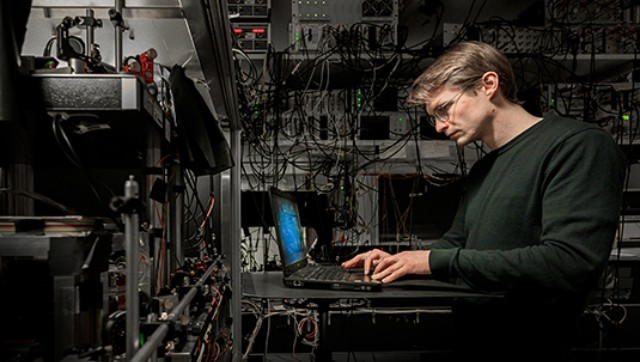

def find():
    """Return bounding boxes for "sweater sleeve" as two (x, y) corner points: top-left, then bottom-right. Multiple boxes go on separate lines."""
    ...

(423, 196), (467, 276)
(429, 129), (625, 294)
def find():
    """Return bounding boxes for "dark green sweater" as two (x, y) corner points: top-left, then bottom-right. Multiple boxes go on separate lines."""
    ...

(428, 114), (625, 308)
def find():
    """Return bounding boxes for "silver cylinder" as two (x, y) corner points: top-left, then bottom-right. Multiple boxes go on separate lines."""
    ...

(85, 9), (94, 58)
(115, 0), (124, 71)
(124, 175), (140, 359)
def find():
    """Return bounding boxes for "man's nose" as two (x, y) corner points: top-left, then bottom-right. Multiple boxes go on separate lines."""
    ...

(435, 120), (447, 133)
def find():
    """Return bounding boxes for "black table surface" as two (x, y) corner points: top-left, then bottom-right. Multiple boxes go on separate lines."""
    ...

(242, 271), (499, 301)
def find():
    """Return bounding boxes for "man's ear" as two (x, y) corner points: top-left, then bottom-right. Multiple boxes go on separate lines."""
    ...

(481, 71), (500, 98)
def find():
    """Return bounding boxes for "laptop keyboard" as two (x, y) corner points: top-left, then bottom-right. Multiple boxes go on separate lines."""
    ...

(296, 266), (352, 281)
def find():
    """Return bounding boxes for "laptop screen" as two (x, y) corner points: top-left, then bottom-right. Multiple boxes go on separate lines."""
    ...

(269, 188), (306, 266)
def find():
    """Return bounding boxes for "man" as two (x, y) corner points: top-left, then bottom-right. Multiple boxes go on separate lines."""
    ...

(342, 41), (626, 361)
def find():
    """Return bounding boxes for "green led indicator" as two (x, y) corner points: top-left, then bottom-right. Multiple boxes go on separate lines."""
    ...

(550, 98), (555, 106)
(340, 185), (344, 190)
(623, 114), (630, 121)
(399, 117), (404, 122)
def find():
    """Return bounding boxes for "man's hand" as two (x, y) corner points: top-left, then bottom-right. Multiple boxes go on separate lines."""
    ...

(341, 249), (391, 275)
(370, 250), (432, 283)
(342, 249), (432, 283)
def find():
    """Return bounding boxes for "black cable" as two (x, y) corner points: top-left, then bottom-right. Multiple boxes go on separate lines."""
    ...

(0, 188), (69, 214)
(43, 36), (56, 56)
(50, 114), (123, 230)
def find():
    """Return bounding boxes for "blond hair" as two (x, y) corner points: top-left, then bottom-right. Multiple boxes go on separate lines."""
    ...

(406, 41), (519, 106)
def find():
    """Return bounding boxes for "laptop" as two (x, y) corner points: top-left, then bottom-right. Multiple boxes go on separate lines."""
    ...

(268, 187), (382, 292)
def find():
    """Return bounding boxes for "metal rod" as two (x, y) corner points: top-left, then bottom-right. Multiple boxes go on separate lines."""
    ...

(146, 131), (161, 289)
(174, 165), (184, 267)
(125, 175), (140, 359)
(231, 127), (242, 362)
(262, 235), (268, 270)
(316, 301), (331, 362)
(129, 324), (169, 362)
(114, 0), (124, 71)
(167, 260), (215, 321)
(164, 165), (172, 289)
(194, 259), (216, 287)
(128, 261), (217, 362)
(85, 9), (94, 58)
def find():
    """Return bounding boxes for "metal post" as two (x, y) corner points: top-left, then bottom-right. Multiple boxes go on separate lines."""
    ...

(85, 9), (94, 59)
(164, 166), (172, 287)
(231, 128), (242, 362)
(124, 175), (140, 359)
(263, 234), (269, 270)
(146, 129), (162, 290)
(173, 164), (184, 268)
(114, 0), (124, 71)
(316, 301), (331, 362)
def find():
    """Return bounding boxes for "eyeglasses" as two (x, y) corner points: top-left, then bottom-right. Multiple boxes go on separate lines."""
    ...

(427, 88), (468, 127)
